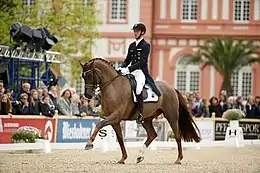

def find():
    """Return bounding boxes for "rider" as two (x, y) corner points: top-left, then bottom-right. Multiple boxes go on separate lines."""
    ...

(117, 22), (161, 124)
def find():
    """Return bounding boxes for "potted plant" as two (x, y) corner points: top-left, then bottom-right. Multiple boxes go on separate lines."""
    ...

(12, 126), (44, 144)
(12, 130), (38, 143)
(11, 127), (46, 153)
(222, 109), (246, 128)
(11, 126), (51, 153)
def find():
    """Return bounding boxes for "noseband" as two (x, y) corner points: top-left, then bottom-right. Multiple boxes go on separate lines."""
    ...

(82, 62), (120, 92)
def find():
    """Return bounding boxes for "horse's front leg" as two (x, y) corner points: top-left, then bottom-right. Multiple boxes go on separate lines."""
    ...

(111, 123), (127, 164)
(85, 112), (120, 150)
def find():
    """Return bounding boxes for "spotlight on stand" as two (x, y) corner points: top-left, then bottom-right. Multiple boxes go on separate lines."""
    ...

(9, 23), (60, 52)
(32, 28), (45, 52)
(41, 27), (60, 51)
(10, 22), (33, 50)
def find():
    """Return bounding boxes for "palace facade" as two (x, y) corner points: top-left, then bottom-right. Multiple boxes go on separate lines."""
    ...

(22, 0), (260, 98)
(92, 0), (260, 99)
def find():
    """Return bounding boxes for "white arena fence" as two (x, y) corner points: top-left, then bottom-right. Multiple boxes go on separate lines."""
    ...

(0, 115), (260, 153)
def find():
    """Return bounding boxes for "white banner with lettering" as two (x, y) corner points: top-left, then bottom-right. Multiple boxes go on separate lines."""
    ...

(194, 119), (214, 141)
(123, 118), (214, 142)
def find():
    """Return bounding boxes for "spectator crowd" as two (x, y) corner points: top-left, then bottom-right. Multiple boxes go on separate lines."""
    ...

(0, 80), (100, 117)
(1, 79), (260, 119)
(183, 90), (260, 119)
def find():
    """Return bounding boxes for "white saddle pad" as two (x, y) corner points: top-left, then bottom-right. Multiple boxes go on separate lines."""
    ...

(132, 84), (159, 103)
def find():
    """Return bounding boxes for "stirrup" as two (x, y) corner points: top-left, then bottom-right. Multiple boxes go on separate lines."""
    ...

(136, 114), (144, 124)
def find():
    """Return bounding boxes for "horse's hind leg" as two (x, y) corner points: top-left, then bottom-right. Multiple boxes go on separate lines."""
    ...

(164, 111), (183, 164)
(136, 116), (157, 164)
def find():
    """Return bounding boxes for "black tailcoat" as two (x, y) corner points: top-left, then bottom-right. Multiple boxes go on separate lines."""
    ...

(121, 39), (161, 96)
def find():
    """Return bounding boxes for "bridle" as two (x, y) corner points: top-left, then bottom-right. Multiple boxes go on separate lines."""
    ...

(81, 61), (120, 93)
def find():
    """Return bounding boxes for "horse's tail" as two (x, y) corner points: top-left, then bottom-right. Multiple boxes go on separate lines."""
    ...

(175, 89), (201, 143)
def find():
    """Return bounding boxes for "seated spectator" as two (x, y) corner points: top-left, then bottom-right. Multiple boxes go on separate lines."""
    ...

(79, 94), (92, 116)
(192, 91), (203, 117)
(15, 93), (30, 115)
(220, 90), (227, 96)
(57, 89), (73, 116)
(187, 93), (195, 114)
(71, 93), (81, 116)
(29, 89), (40, 115)
(48, 86), (58, 109)
(227, 96), (236, 109)
(18, 83), (31, 100)
(245, 96), (257, 118)
(255, 96), (260, 119)
(70, 88), (78, 97)
(0, 94), (12, 115)
(93, 92), (101, 107)
(255, 96), (260, 106)
(0, 81), (4, 97)
(209, 96), (221, 117)
(37, 87), (43, 101)
(88, 99), (96, 116)
(39, 96), (55, 117)
(42, 86), (49, 97)
(4, 88), (14, 101)
(201, 99), (210, 117)
(235, 96), (245, 111)
(219, 93), (228, 115)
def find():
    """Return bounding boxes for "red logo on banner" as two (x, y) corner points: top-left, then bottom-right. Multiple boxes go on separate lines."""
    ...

(0, 118), (56, 144)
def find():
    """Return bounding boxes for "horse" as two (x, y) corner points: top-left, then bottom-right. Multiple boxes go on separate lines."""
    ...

(80, 58), (201, 164)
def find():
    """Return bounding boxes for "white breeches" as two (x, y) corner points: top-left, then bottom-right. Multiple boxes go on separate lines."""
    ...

(131, 69), (145, 95)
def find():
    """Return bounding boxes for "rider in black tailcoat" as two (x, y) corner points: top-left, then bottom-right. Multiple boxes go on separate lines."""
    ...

(118, 22), (161, 124)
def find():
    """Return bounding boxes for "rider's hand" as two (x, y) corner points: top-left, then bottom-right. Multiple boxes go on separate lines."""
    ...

(120, 67), (129, 75)
(116, 67), (122, 72)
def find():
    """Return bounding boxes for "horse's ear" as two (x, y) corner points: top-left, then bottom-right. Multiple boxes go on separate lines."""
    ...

(79, 60), (85, 68)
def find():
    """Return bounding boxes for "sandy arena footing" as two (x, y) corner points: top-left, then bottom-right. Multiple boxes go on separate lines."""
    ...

(0, 145), (260, 173)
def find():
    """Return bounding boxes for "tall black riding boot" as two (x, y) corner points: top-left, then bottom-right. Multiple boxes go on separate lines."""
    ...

(136, 92), (144, 124)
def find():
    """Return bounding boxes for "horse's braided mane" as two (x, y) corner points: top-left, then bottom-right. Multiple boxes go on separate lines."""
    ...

(88, 57), (116, 70)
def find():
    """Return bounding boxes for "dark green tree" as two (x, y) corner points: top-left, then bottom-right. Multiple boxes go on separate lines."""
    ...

(24, 0), (102, 80)
(184, 37), (260, 96)
(0, 0), (24, 45)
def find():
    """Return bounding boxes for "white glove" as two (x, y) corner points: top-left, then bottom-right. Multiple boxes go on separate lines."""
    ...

(116, 67), (122, 71)
(120, 67), (130, 75)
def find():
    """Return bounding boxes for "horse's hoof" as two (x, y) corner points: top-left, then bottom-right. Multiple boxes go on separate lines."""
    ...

(174, 160), (181, 164)
(117, 161), (125, 164)
(85, 143), (93, 150)
(136, 157), (144, 163)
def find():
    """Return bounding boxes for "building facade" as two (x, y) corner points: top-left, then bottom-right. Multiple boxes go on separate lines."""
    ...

(92, 0), (260, 99)
(22, 0), (260, 98)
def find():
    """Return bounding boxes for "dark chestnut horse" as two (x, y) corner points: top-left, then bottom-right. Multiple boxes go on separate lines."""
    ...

(80, 58), (201, 164)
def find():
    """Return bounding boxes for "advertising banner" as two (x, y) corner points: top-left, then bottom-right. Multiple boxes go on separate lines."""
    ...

(195, 119), (214, 141)
(124, 120), (166, 141)
(0, 117), (56, 143)
(239, 121), (260, 139)
(56, 118), (100, 143)
(214, 120), (260, 140)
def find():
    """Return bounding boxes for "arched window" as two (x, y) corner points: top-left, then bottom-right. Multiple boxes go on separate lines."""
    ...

(231, 66), (252, 98)
(174, 56), (200, 93)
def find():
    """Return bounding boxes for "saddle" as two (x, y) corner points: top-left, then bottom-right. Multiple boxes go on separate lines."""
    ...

(125, 74), (159, 103)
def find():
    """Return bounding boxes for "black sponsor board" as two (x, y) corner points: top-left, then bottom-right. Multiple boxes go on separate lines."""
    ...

(214, 120), (229, 141)
(214, 120), (260, 140)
